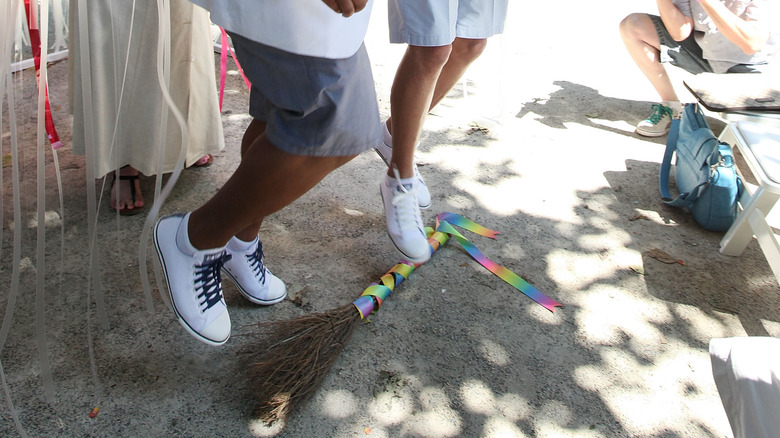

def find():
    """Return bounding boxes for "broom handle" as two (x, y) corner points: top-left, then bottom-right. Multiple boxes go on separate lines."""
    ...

(352, 229), (450, 318)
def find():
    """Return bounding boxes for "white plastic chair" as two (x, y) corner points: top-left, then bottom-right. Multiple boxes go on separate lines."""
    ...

(718, 121), (780, 283)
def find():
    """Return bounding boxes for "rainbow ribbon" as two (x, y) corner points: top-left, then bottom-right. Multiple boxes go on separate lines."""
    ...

(353, 213), (561, 318)
(435, 213), (561, 312)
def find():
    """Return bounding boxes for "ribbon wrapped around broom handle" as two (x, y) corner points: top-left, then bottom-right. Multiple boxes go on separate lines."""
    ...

(353, 227), (450, 318)
(353, 212), (561, 317)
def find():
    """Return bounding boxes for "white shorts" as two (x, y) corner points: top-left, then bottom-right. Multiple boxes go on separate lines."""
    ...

(388, 0), (508, 46)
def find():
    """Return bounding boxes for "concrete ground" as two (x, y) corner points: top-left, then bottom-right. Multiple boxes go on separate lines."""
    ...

(2, 1), (779, 437)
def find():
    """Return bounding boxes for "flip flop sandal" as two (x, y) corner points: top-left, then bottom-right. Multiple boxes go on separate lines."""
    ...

(192, 154), (214, 167)
(110, 172), (144, 216)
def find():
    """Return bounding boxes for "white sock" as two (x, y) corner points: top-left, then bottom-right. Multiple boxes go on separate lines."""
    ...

(662, 100), (682, 114)
(226, 235), (257, 252)
(175, 212), (224, 255)
(386, 173), (415, 189)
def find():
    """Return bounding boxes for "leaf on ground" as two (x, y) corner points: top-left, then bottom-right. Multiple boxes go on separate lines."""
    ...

(630, 265), (646, 275)
(646, 248), (682, 264)
(628, 213), (648, 221)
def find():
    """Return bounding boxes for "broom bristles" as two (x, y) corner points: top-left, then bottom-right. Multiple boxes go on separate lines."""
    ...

(241, 303), (362, 423)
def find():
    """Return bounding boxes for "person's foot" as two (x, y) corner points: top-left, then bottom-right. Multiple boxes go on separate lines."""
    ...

(154, 213), (231, 346)
(110, 165), (144, 215)
(636, 103), (676, 137)
(380, 171), (430, 264)
(223, 236), (287, 305)
(192, 154), (214, 167)
(374, 120), (431, 209)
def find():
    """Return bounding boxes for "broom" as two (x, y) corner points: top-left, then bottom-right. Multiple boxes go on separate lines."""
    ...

(241, 213), (561, 423)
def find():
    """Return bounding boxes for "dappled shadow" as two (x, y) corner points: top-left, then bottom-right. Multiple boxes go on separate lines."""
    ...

(516, 81), (652, 136)
(4, 44), (777, 438)
(515, 80), (729, 144)
(605, 159), (780, 338)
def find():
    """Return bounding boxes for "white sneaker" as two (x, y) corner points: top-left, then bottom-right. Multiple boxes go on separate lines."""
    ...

(223, 236), (287, 305)
(636, 103), (675, 137)
(381, 171), (431, 264)
(154, 213), (231, 346)
(374, 121), (432, 209)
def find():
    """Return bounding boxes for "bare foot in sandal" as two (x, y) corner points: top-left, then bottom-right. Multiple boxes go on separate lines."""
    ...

(110, 165), (145, 215)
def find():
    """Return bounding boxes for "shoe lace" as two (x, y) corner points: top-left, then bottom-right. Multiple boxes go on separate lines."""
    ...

(245, 241), (267, 284)
(194, 251), (232, 312)
(646, 104), (673, 125)
(390, 168), (423, 232)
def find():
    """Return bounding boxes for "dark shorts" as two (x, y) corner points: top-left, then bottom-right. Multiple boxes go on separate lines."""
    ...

(649, 15), (763, 74)
(228, 32), (381, 157)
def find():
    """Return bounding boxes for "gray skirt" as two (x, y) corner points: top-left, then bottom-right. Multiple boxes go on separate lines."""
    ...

(229, 32), (381, 157)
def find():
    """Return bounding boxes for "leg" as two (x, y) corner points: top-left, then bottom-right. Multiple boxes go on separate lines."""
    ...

(241, 118), (266, 157)
(188, 133), (354, 250)
(619, 13), (678, 102)
(232, 118), (268, 242)
(386, 37), (488, 148)
(429, 37), (488, 110)
(387, 44), (452, 179)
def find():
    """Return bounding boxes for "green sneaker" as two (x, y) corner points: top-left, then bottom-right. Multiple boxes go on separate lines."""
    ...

(636, 103), (674, 137)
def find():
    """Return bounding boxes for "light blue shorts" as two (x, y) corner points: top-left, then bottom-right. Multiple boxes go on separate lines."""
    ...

(388, 0), (509, 46)
(228, 32), (381, 157)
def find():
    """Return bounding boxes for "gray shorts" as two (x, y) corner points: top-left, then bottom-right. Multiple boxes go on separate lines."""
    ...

(388, 0), (509, 46)
(650, 15), (763, 74)
(228, 32), (381, 157)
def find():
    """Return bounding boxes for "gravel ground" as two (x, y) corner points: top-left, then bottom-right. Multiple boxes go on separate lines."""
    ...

(2, 2), (779, 437)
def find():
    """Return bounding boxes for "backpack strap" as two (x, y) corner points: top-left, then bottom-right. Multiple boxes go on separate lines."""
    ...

(659, 117), (680, 201)
(659, 116), (709, 208)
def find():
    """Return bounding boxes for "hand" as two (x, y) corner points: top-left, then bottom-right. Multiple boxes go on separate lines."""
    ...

(321, 0), (369, 17)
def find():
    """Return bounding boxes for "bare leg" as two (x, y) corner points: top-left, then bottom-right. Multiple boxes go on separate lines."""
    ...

(188, 132), (354, 250)
(386, 38), (488, 177)
(429, 38), (488, 109)
(231, 119), (268, 242)
(241, 119), (266, 157)
(387, 44), (452, 179)
(619, 13), (679, 102)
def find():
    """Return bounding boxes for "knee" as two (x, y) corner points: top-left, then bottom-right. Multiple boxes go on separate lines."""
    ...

(619, 13), (647, 41)
(407, 44), (453, 71)
(452, 38), (488, 63)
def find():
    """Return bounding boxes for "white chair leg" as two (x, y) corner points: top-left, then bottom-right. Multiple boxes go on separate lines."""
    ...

(720, 187), (780, 256)
(748, 208), (780, 284)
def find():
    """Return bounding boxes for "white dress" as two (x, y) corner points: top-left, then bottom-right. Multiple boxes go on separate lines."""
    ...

(69, 0), (224, 178)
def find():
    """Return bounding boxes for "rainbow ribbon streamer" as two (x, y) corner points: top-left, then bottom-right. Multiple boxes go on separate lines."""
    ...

(353, 213), (561, 318)
(435, 213), (561, 312)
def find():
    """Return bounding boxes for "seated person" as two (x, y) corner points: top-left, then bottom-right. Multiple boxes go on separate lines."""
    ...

(710, 336), (780, 438)
(619, 0), (779, 137)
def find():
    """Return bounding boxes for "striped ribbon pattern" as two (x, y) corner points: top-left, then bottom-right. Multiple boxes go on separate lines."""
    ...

(353, 213), (561, 318)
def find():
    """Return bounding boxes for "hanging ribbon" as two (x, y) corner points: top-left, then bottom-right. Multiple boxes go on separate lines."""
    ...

(354, 213), (561, 317)
(23, 0), (61, 149)
(218, 27), (251, 111)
